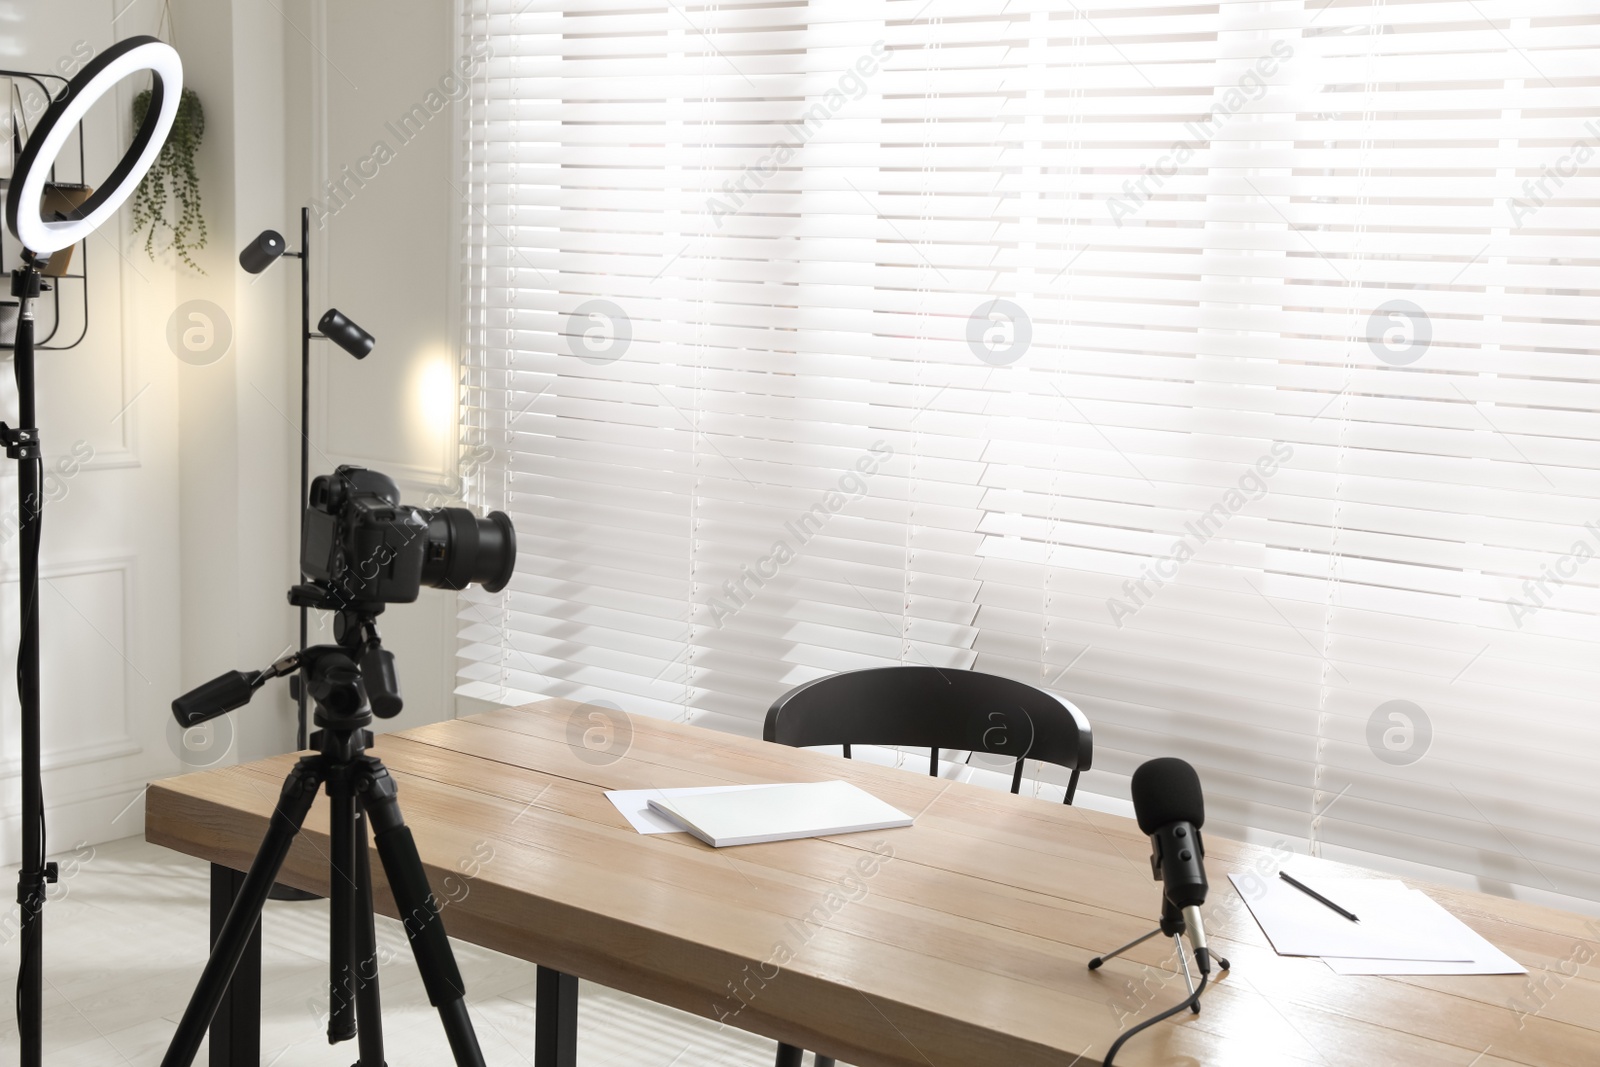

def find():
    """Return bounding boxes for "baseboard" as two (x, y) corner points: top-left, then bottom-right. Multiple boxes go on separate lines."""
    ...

(0, 775), (150, 867)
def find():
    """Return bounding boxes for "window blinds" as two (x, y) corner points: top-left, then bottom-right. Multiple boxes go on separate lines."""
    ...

(458, 0), (1600, 909)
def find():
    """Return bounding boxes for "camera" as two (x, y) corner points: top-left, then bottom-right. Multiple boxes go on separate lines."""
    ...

(301, 465), (516, 610)
(176, 466), (514, 728)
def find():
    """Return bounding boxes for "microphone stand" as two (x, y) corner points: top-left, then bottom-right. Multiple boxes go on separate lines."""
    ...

(1089, 897), (1231, 1066)
(1089, 896), (1227, 1012)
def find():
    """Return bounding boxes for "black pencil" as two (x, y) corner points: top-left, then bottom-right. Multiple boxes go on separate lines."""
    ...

(1280, 871), (1360, 922)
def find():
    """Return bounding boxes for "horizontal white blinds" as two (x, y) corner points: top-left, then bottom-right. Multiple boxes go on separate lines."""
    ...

(460, 0), (1600, 907)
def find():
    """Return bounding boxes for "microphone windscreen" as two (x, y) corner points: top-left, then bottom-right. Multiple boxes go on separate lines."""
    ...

(1131, 757), (1205, 835)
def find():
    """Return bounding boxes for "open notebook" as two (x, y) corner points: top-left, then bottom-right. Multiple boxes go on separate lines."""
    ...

(646, 780), (913, 847)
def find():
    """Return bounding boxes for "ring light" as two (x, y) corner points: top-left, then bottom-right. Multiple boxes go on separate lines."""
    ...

(4, 35), (182, 255)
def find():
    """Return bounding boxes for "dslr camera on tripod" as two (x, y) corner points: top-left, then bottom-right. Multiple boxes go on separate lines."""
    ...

(160, 468), (518, 1067)
(172, 463), (516, 726)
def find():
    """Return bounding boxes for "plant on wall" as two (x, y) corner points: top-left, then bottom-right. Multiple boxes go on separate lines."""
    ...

(131, 86), (206, 271)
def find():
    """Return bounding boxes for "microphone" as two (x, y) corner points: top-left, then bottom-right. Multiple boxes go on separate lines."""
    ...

(1131, 757), (1214, 974)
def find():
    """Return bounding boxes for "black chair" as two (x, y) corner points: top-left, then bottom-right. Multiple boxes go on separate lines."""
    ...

(763, 665), (1094, 1067)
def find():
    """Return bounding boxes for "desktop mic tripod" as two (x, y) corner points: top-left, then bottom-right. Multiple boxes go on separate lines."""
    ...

(160, 641), (487, 1067)
(1088, 896), (1230, 1013)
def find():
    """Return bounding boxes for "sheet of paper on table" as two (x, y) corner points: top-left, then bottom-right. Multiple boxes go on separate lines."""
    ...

(1230, 871), (1472, 961)
(1321, 888), (1526, 975)
(1230, 868), (1526, 975)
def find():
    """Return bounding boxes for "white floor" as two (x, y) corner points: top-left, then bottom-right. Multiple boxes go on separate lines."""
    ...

(0, 835), (810, 1065)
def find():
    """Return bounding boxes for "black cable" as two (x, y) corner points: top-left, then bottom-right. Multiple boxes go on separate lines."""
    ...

(33, 456), (44, 869)
(14, 457), (43, 1027)
(1101, 971), (1208, 1067)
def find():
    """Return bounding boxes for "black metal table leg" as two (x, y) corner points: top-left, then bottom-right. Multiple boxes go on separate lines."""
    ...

(534, 966), (578, 1067)
(207, 863), (261, 1067)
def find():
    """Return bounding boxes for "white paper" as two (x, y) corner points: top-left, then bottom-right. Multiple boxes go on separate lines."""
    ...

(1324, 954), (1525, 976)
(1322, 890), (1526, 975)
(605, 784), (775, 835)
(647, 780), (913, 847)
(1229, 873), (1474, 961)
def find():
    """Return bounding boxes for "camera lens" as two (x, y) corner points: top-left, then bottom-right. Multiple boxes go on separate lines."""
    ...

(420, 508), (517, 594)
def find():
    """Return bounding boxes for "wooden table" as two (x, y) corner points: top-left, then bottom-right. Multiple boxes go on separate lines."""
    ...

(145, 699), (1600, 1066)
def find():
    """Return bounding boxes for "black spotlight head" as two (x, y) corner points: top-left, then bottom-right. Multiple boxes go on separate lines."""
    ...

(318, 308), (375, 359)
(239, 229), (286, 274)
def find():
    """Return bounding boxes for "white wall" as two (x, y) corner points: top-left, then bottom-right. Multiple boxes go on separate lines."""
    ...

(283, 0), (464, 734)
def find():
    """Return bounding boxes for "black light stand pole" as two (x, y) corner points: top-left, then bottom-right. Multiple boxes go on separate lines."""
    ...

(9, 255), (54, 1067)
(295, 206), (310, 748)
(256, 212), (327, 906)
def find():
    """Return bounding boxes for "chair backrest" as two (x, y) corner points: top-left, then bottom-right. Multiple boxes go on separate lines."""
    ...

(763, 666), (1093, 804)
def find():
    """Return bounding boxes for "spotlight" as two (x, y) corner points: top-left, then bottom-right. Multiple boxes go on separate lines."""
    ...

(318, 308), (374, 360)
(238, 229), (286, 274)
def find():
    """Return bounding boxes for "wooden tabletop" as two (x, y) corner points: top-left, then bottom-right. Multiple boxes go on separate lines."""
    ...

(145, 699), (1600, 1066)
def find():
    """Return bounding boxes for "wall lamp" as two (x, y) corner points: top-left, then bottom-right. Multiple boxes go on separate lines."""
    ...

(239, 207), (376, 747)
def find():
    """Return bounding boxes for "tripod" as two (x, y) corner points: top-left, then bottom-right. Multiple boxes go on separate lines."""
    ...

(1088, 896), (1230, 1012)
(1089, 896), (1231, 1067)
(161, 632), (486, 1067)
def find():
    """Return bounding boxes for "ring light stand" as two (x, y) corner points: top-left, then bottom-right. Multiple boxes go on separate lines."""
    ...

(3, 35), (181, 1067)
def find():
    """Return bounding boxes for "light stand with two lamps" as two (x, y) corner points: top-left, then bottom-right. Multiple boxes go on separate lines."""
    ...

(239, 210), (374, 750)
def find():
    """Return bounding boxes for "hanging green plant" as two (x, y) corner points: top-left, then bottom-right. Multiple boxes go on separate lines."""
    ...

(130, 86), (206, 271)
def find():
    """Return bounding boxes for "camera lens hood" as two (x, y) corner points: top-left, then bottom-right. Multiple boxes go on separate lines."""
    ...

(421, 507), (517, 595)
(481, 510), (517, 593)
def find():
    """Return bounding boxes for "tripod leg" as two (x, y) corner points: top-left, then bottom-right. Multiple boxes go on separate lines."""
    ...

(329, 787), (358, 1044)
(162, 757), (323, 1067)
(1088, 927), (1164, 970)
(352, 809), (387, 1067)
(1172, 935), (1200, 1013)
(361, 761), (486, 1067)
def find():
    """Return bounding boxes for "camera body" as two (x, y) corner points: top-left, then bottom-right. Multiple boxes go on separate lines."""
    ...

(302, 465), (515, 609)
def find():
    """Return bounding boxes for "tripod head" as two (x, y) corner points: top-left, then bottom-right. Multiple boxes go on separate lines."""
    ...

(172, 601), (402, 732)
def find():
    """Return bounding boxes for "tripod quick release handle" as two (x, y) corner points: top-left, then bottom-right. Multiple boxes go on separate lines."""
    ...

(171, 653), (300, 728)
(172, 671), (261, 727)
